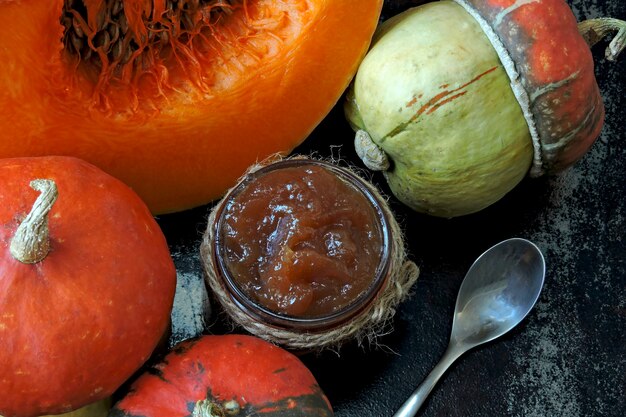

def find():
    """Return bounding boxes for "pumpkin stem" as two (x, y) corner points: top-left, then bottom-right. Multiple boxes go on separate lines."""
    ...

(193, 398), (241, 417)
(10, 179), (58, 264)
(578, 17), (626, 62)
(354, 129), (391, 172)
(193, 399), (224, 417)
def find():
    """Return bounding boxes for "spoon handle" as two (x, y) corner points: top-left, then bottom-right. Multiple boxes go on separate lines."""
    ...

(393, 343), (467, 417)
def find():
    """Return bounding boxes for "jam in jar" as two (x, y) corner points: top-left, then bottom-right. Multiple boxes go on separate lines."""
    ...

(213, 159), (391, 328)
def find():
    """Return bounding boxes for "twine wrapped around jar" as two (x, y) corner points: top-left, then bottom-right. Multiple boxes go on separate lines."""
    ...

(200, 155), (419, 351)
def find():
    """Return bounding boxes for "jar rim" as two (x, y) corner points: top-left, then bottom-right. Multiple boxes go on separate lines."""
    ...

(212, 158), (392, 332)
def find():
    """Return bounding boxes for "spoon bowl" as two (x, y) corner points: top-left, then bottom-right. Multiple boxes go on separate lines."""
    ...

(394, 238), (545, 417)
(452, 238), (545, 347)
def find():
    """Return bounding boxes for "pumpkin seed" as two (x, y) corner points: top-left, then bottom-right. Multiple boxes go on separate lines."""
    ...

(60, 0), (241, 79)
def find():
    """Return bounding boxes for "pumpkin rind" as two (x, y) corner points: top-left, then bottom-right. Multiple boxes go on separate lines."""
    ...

(0, 398), (111, 417)
(453, 0), (605, 176)
(37, 398), (111, 417)
(0, 0), (383, 214)
(110, 334), (333, 417)
(0, 156), (176, 417)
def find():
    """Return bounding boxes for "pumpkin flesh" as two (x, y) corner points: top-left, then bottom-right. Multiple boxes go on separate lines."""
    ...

(0, 0), (382, 214)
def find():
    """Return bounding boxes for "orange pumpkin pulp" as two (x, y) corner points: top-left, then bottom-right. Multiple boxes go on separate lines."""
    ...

(0, 0), (383, 214)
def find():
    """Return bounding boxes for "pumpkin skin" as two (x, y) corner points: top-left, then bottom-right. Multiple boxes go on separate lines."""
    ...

(453, 0), (604, 176)
(0, 0), (382, 215)
(1, 398), (111, 417)
(110, 334), (333, 417)
(0, 156), (176, 417)
(37, 398), (111, 417)
(345, 0), (605, 217)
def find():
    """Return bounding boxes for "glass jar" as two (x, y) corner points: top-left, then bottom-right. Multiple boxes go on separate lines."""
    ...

(209, 158), (393, 334)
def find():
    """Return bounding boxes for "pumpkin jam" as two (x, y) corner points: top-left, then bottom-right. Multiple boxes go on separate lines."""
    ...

(220, 163), (385, 318)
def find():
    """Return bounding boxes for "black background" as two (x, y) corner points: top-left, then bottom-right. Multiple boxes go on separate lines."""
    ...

(157, 1), (626, 416)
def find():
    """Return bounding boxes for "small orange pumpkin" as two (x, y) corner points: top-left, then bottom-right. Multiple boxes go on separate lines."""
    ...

(0, 156), (176, 417)
(0, 0), (383, 214)
(110, 334), (333, 417)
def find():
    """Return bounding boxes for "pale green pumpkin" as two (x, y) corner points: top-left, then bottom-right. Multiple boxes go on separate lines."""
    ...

(345, 1), (533, 217)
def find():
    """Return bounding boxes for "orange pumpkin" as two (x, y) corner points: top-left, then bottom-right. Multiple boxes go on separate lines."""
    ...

(0, 0), (383, 214)
(110, 334), (333, 417)
(0, 156), (176, 417)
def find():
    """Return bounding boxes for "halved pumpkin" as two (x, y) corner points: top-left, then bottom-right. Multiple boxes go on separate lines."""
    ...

(0, 0), (382, 214)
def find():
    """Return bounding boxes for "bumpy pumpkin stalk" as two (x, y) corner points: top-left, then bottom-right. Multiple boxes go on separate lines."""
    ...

(10, 179), (58, 264)
(578, 18), (626, 61)
(192, 400), (222, 417)
(355, 129), (390, 172)
(193, 399), (240, 417)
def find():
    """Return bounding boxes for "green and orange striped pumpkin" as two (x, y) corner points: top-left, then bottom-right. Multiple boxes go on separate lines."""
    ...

(346, 0), (623, 217)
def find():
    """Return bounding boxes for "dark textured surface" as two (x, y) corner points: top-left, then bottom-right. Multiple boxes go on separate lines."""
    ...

(158, 1), (626, 416)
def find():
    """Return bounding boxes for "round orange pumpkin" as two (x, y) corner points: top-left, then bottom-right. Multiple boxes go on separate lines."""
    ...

(0, 0), (382, 214)
(0, 156), (176, 417)
(110, 334), (333, 417)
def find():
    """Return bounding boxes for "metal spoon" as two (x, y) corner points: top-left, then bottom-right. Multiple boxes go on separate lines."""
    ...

(394, 238), (546, 417)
